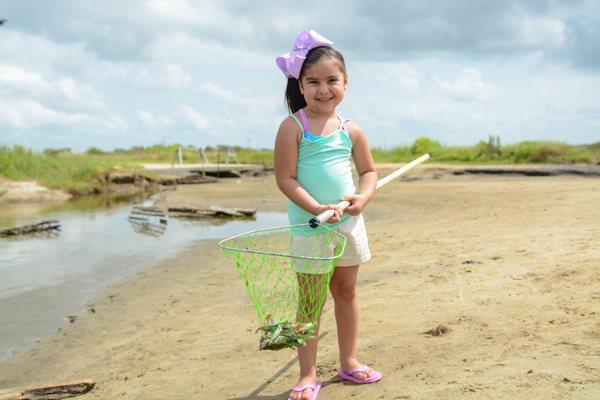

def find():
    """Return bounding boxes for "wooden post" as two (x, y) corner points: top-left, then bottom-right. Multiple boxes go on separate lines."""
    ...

(171, 146), (183, 168)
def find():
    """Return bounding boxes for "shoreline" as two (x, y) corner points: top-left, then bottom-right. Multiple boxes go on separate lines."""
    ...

(2, 162), (598, 206)
(0, 169), (598, 399)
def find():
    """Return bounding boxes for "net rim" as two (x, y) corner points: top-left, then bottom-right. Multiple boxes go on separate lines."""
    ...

(218, 223), (347, 261)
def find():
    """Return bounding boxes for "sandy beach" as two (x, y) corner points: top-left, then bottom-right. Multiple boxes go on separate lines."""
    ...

(0, 164), (598, 399)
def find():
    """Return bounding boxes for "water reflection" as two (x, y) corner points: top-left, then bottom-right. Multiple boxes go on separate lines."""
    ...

(0, 193), (148, 229)
(0, 198), (286, 362)
(129, 219), (167, 237)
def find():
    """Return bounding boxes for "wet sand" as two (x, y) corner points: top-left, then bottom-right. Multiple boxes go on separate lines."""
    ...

(0, 164), (598, 399)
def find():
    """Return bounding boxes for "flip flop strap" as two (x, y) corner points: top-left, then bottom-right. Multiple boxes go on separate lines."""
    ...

(347, 364), (370, 376)
(290, 383), (315, 393)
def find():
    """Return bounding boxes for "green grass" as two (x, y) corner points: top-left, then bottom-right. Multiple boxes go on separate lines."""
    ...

(0, 146), (150, 195)
(371, 136), (600, 164)
(1, 138), (598, 195)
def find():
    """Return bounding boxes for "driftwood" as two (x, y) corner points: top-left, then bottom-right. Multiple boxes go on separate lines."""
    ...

(130, 210), (166, 218)
(133, 206), (162, 213)
(453, 165), (600, 177)
(126, 206), (255, 232)
(157, 174), (218, 185)
(0, 220), (60, 237)
(131, 206), (166, 218)
(422, 324), (451, 336)
(0, 380), (94, 400)
(168, 206), (255, 219)
(130, 207), (168, 226)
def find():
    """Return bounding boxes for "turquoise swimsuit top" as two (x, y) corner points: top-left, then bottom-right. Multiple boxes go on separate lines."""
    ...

(288, 108), (356, 234)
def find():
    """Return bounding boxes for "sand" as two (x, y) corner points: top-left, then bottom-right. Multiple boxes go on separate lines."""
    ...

(0, 164), (598, 399)
(0, 179), (72, 203)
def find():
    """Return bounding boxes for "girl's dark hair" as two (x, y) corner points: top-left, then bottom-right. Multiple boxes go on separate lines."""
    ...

(284, 46), (346, 114)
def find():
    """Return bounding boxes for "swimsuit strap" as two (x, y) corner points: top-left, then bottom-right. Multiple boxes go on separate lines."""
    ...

(299, 108), (310, 132)
(289, 114), (304, 132)
(337, 114), (350, 132)
(299, 108), (350, 133)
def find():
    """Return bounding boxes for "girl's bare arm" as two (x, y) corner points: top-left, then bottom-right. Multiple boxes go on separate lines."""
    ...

(342, 122), (377, 215)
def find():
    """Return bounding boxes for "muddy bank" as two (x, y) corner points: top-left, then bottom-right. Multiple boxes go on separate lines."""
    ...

(0, 167), (598, 399)
(452, 164), (600, 177)
(0, 171), (162, 205)
(0, 180), (72, 203)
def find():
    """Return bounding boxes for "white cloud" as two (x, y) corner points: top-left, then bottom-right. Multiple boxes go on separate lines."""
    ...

(0, 64), (49, 93)
(200, 81), (280, 114)
(55, 77), (104, 109)
(0, 100), (95, 128)
(103, 115), (127, 130)
(371, 62), (420, 93)
(437, 68), (498, 102)
(0, 63), (104, 110)
(148, 32), (270, 68)
(138, 110), (172, 127)
(182, 105), (209, 131)
(138, 110), (158, 127)
(515, 16), (566, 48)
(134, 63), (192, 89)
(146, 0), (254, 39)
(200, 82), (243, 104)
(0, 30), (92, 75)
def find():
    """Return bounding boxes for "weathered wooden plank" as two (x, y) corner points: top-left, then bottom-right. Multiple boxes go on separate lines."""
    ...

(130, 210), (166, 217)
(167, 206), (256, 218)
(0, 220), (60, 237)
(0, 380), (95, 400)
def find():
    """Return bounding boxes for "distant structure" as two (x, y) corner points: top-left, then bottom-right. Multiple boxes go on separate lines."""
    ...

(225, 148), (238, 164)
(0, 19), (6, 26)
(198, 147), (210, 164)
(171, 146), (183, 167)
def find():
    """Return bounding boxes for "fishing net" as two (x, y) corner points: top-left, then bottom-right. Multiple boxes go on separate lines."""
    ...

(219, 224), (346, 350)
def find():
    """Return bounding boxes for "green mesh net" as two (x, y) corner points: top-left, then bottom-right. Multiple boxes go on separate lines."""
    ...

(219, 224), (346, 350)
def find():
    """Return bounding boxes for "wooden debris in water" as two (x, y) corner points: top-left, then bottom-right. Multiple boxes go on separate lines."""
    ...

(257, 320), (316, 350)
(0, 380), (95, 400)
(131, 206), (166, 217)
(0, 220), (60, 237)
(168, 206), (255, 219)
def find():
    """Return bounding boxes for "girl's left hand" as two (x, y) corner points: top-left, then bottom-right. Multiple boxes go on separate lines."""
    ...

(340, 193), (370, 216)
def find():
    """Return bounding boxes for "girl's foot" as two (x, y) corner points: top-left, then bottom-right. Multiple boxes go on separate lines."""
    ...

(288, 376), (319, 400)
(340, 360), (379, 381)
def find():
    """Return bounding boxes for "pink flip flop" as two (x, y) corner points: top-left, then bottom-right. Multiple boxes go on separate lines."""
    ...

(338, 365), (382, 384)
(287, 380), (322, 400)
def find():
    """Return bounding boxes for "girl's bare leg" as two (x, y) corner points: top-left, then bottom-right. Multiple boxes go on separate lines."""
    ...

(290, 273), (326, 400)
(329, 265), (376, 380)
(291, 322), (320, 399)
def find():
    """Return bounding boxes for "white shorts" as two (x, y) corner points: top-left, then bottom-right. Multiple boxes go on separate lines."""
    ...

(290, 214), (371, 274)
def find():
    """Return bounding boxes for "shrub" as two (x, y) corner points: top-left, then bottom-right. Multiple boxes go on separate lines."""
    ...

(411, 136), (441, 155)
(530, 142), (569, 163)
(86, 147), (105, 155)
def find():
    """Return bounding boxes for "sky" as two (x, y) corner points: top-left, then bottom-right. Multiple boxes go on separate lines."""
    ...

(0, 0), (599, 151)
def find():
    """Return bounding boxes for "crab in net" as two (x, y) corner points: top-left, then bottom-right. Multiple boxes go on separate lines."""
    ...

(219, 223), (346, 350)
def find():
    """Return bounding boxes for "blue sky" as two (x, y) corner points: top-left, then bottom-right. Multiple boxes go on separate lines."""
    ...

(0, 0), (599, 151)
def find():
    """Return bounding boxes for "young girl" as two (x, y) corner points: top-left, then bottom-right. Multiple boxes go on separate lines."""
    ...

(274, 29), (382, 400)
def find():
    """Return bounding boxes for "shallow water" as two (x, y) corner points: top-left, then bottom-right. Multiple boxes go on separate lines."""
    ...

(0, 196), (287, 361)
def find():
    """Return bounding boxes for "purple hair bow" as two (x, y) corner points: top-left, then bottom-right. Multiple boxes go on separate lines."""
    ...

(276, 30), (333, 79)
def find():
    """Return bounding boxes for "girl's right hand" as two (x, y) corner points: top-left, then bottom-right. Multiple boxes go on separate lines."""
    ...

(315, 204), (343, 224)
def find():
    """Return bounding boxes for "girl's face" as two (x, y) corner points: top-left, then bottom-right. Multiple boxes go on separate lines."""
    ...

(299, 58), (348, 114)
